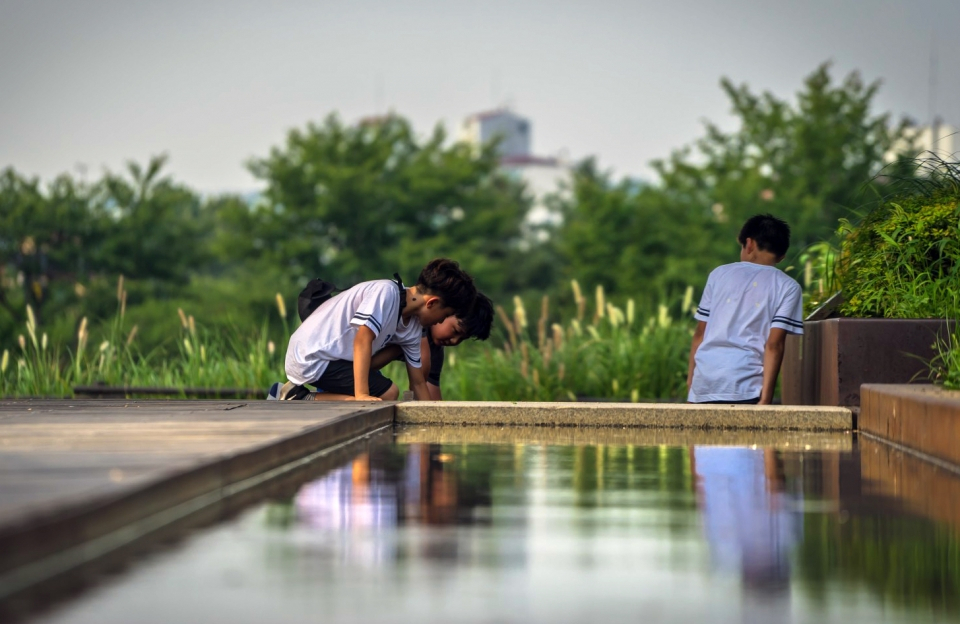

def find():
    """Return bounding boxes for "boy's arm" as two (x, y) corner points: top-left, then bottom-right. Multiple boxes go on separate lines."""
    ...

(759, 327), (789, 405)
(687, 321), (707, 393)
(406, 361), (430, 400)
(370, 344), (403, 371)
(350, 325), (381, 401)
(420, 336), (443, 400)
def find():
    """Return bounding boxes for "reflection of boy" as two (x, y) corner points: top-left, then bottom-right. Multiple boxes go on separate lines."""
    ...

(692, 447), (800, 593)
(687, 214), (803, 404)
(280, 258), (476, 401)
(371, 293), (493, 400)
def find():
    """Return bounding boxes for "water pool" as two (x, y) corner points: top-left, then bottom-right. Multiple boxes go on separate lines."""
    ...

(31, 427), (960, 623)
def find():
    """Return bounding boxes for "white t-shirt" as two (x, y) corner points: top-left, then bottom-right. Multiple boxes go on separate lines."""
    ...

(284, 279), (423, 385)
(688, 262), (803, 402)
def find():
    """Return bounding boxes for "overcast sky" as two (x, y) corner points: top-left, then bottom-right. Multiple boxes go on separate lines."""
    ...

(2, 0), (958, 193)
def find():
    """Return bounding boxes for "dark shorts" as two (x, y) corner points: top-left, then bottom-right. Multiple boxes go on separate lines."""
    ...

(313, 360), (394, 397)
(694, 397), (761, 405)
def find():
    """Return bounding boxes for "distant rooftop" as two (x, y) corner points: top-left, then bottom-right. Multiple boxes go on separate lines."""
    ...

(500, 154), (560, 167)
(464, 108), (519, 121)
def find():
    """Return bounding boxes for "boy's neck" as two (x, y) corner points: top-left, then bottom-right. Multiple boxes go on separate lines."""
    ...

(401, 286), (424, 321)
(742, 255), (779, 267)
(740, 242), (781, 266)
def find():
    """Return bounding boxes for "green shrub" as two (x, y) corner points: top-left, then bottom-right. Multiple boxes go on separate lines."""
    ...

(837, 190), (960, 318)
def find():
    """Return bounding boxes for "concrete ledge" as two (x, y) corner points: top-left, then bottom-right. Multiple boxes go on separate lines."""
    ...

(860, 436), (960, 530)
(395, 401), (853, 431)
(396, 424), (853, 450)
(860, 384), (960, 467)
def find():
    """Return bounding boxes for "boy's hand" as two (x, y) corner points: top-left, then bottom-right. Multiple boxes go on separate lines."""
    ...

(349, 394), (382, 401)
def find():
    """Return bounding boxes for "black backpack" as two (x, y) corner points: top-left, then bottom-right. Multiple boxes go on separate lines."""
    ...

(296, 273), (405, 322)
(297, 278), (340, 322)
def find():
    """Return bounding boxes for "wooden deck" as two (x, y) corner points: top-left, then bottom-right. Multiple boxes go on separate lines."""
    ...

(0, 398), (393, 618)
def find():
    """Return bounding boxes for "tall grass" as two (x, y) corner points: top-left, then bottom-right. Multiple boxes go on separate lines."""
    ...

(928, 318), (960, 391)
(1, 277), (696, 401)
(0, 278), (287, 398)
(435, 281), (695, 402)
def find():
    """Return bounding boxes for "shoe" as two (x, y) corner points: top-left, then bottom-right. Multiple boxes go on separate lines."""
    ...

(266, 382), (282, 400)
(278, 381), (311, 401)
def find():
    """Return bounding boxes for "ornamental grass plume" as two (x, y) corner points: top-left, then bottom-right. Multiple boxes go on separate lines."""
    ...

(657, 304), (671, 329)
(571, 279), (585, 321)
(496, 304), (517, 351)
(537, 295), (549, 350)
(275, 293), (287, 319)
(25, 305), (37, 350)
(126, 325), (138, 348)
(177, 308), (188, 329)
(77, 317), (89, 353)
(1, 349), (8, 374)
(513, 295), (527, 330)
(681, 285), (694, 316)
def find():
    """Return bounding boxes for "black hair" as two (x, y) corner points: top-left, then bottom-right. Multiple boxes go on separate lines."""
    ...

(417, 258), (477, 316)
(738, 214), (791, 258)
(461, 292), (494, 341)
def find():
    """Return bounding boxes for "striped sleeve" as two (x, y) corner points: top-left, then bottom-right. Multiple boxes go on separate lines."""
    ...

(772, 281), (804, 334)
(349, 281), (396, 337)
(694, 276), (713, 322)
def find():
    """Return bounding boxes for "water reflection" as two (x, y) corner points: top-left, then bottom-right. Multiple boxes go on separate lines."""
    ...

(31, 433), (960, 624)
(292, 444), (497, 567)
(278, 437), (960, 621)
(693, 447), (802, 622)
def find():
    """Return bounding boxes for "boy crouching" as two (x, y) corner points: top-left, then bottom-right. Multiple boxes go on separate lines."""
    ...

(279, 258), (476, 401)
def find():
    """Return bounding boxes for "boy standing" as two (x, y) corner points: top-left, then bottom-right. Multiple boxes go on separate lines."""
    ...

(687, 214), (803, 405)
(279, 258), (476, 401)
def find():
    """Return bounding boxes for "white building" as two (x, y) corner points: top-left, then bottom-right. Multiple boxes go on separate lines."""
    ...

(459, 109), (570, 227)
(887, 120), (960, 162)
(458, 109), (531, 159)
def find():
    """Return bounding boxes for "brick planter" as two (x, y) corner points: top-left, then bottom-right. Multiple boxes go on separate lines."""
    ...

(860, 384), (960, 468)
(781, 319), (953, 407)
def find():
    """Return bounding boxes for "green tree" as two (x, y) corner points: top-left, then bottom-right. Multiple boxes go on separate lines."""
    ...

(245, 114), (532, 298)
(0, 168), (94, 325)
(555, 63), (907, 301)
(657, 62), (905, 249)
(90, 154), (206, 284)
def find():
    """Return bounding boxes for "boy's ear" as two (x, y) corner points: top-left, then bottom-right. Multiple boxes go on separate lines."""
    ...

(423, 295), (443, 309)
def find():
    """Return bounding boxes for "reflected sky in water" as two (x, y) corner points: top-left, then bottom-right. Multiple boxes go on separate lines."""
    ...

(33, 431), (960, 624)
